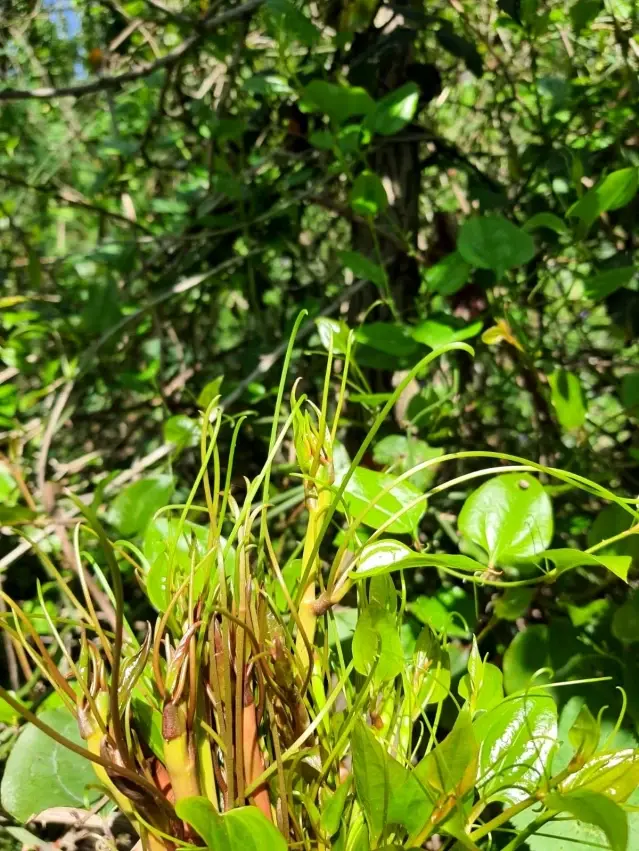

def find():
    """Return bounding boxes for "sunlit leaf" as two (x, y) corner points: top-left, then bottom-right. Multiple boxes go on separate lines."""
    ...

(458, 473), (553, 567)
(474, 693), (557, 804)
(340, 466), (425, 534)
(352, 721), (431, 843)
(352, 605), (403, 684)
(301, 81), (374, 123)
(176, 796), (287, 851)
(365, 83), (420, 136)
(548, 369), (587, 431)
(107, 475), (174, 537)
(1, 708), (101, 821)
(349, 171), (388, 217)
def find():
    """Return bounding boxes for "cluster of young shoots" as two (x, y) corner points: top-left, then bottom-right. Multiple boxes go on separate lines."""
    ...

(1, 318), (638, 851)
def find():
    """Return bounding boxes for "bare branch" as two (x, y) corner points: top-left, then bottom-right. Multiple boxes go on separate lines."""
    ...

(0, 0), (264, 101)
(0, 172), (152, 233)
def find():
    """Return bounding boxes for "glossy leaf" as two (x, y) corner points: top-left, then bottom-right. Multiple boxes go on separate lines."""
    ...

(561, 748), (639, 802)
(352, 551), (491, 579)
(108, 474), (174, 537)
(459, 661), (504, 714)
(567, 167), (639, 230)
(316, 317), (350, 354)
(474, 692), (557, 804)
(568, 703), (599, 763)
(176, 796), (287, 851)
(458, 473), (553, 567)
(548, 369), (587, 431)
(545, 790), (627, 851)
(352, 539), (413, 575)
(352, 721), (431, 843)
(1, 708), (101, 821)
(412, 314), (482, 350)
(366, 83), (420, 136)
(457, 215), (535, 276)
(523, 547), (631, 582)
(352, 604), (403, 684)
(340, 466), (425, 534)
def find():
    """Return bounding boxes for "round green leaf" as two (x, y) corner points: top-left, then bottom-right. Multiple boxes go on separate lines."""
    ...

(340, 466), (426, 534)
(107, 474), (174, 537)
(457, 215), (535, 276)
(1, 708), (101, 821)
(373, 434), (444, 491)
(458, 473), (553, 567)
(301, 80), (374, 124)
(164, 414), (200, 450)
(502, 624), (551, 693)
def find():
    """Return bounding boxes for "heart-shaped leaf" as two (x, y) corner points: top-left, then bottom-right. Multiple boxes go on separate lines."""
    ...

(340, 466), (425, 534)
(108, 474), (174, 537)
(473, 693), (557, 804)
(457, 215), (535, 276)
(458, 473), (553, 567)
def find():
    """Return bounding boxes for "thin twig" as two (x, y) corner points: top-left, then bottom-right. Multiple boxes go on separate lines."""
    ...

(0, 279), (368, 571)
(0, 172), (152, 233)
(0, 0), (264, 101)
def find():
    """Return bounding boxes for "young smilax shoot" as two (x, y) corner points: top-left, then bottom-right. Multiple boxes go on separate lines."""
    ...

(1, 318), (638, 851)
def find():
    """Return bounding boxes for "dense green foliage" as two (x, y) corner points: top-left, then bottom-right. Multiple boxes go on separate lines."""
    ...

(1, 1), (639, 849)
